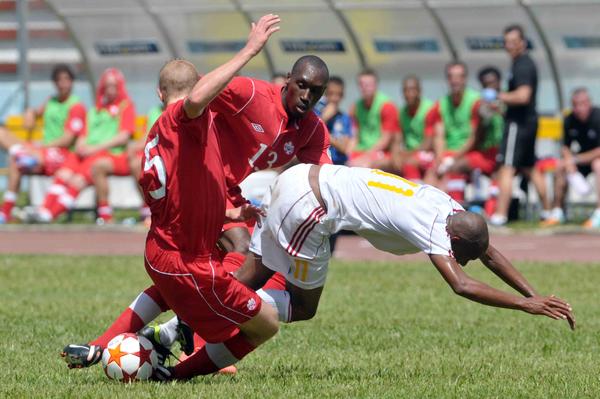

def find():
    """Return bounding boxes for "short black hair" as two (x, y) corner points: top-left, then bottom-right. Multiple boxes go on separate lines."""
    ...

(290, 55), (329, 80)
(358, 67), (378, 81)
(478, 66), (501, 85)
(328, 75), (344, 87)
(504, 24), (525, 40)
(445, 61), (467, 77)
(51, 64), (75, 82)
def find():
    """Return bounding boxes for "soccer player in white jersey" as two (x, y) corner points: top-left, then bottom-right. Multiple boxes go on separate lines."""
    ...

(231, 163), (575, 328)
(151, 163), (574, 367)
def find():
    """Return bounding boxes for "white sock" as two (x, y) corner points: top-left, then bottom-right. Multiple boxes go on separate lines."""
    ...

(128, 291), (162, 324)
(205, 342), (240, 369)
(3, 191), (17, 203)
(568, 172), (592, 196)
(551, 207), (564, 220)
(257, 289), (291, 323)
(158, 316), (180, 348)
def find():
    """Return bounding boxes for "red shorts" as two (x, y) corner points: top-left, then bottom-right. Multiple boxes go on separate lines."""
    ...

(40, 147), (77, 176)
(15, 144), (75, 176)
(144, 236), (261, 343)
(63, 151), (130, 184)
(401, 151), (435, 180)
(222, 220), (255, 234)
(465, 147), (498, 175)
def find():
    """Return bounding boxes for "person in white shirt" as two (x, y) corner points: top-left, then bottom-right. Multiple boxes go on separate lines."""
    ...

(233, 163), (575, 328)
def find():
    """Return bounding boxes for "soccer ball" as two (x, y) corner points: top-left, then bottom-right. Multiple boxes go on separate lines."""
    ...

(102, 333), (158, 382)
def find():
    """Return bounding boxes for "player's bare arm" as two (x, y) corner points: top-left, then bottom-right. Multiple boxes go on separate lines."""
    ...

(572, 146), (600, 165)
(429, 254), (575, 329)
(183, 14), (280, 119)
(43, 130), (77, 149)
(76, 131), (130, 158)
(499, 84), (532, 106)
(225, 203), (265, 227)
(479, 244), (537, 297)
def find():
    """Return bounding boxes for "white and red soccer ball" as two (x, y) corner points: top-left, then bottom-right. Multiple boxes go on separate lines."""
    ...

(102, 333), (158, 382)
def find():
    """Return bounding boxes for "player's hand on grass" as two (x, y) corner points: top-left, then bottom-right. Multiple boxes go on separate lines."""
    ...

(521, 295), (575, 330)
(225, 204), (266, 227)
(245, 14), (281, 56)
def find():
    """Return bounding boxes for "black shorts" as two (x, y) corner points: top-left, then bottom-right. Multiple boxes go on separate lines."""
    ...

(578, 165), (592, 177)
(497, 118), (538, 168)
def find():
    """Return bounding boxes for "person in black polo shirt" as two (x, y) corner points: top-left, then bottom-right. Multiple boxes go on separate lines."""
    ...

(542, 88), (600, 228)
(490, 24), (544, 226)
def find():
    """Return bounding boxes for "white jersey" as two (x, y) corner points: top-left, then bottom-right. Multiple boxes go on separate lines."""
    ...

(319, 164), (462, 257)
(250, 163), (462, 289)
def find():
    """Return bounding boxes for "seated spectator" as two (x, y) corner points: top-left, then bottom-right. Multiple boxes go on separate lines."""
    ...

(348, 68), (400, 168)
(426, 61), (481, 202)
(30, 68), (135, 223)
(445, 66), (505, 213)
(389, 75), (435, 182)
(0, 64), (85, 223)
(314, 76), (353, 165)
(313, 75), (353, 253)
(541, 88), (600, 228)
(127, 104), (163, 225)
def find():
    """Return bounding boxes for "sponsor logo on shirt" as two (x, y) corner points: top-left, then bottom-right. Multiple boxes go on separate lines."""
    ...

(588, 129), (597, 140)
(251, 123), (264, 133)
(247, 297), (257, 311)
(69, 118), (84, 133)
(284, 141), (295, 155)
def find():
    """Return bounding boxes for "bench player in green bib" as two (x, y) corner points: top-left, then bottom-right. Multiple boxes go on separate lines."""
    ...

(0, 64), (86, 223)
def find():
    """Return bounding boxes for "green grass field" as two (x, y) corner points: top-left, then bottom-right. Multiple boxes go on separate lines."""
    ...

(1, 255), (599, 398)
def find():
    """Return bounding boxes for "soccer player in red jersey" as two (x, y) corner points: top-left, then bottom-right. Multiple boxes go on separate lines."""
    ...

(63, 15), (282, 379)
(62, 52), (332, 370)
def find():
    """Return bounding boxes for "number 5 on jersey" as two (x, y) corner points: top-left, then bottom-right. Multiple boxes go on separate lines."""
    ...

(144, 135), (167, 199)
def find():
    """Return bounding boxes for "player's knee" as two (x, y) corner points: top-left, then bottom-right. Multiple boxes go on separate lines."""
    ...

(224, 227), (251, 254)
(244, 304), (279, 345)
(261, 303), (280, 339)
(71, 174), (87, 190)
(231, 236), (250, 254)
(90, 161), (108, 178)
(291, 303), (318, 321)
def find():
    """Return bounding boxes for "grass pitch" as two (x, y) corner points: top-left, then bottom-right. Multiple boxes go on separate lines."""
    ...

(1, 254), (599, 398)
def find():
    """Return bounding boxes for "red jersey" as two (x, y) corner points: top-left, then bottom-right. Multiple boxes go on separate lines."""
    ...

(139, 99), (226, 255)
(210, 77), (332, 205)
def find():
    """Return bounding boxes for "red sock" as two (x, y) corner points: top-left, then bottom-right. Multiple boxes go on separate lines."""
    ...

(446, 173), (466, 203)
(263, 272), (286, 290)
(97, 200), (113, 222)
(222, 252), (246, 274)
(41, 178), (68, 212)
(1, 191), (17, 221)
(172, 333), (255, 379)
(90, 286), (168, 347)
(401, 164), (421, 181)
(46, 185), (79, 219)
(485, 181), (499, 217)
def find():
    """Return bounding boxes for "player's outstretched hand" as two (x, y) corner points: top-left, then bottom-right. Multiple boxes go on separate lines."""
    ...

(225, 204), (266, 227)
(521, 295), (575, 330)
(245, 14), (280, 56)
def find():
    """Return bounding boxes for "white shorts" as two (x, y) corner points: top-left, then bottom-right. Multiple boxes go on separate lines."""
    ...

(250, 164), (331, 290)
